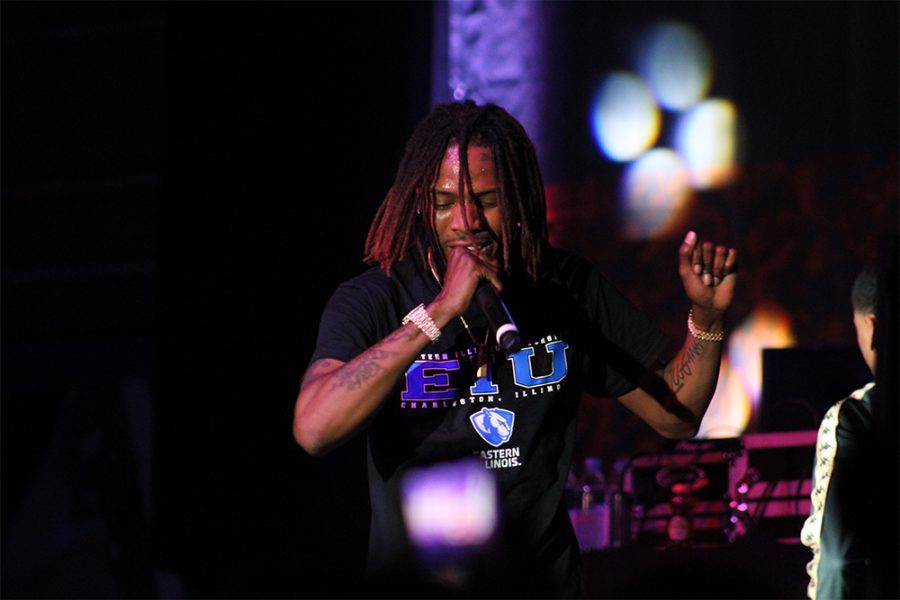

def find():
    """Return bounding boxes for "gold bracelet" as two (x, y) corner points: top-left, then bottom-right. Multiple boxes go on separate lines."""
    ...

(402, 303), (441, 342)
(687, 310), (725, 342)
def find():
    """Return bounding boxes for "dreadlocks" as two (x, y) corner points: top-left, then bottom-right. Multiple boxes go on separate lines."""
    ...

(363, 100), (549, 284)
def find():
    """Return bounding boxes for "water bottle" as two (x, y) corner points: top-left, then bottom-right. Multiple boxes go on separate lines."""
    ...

(608, 457), (633, 548)
(569, 457), (609, 550)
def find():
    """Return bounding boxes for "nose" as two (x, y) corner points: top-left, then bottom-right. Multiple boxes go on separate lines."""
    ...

(450, 199), (483, 232)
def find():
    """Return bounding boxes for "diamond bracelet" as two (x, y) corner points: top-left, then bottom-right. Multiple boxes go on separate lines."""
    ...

(402, 303), (441, 342)
(687, 310), (725, 342)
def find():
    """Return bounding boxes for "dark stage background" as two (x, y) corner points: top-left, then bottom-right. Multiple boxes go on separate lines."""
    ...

(2, 2), (897, 599)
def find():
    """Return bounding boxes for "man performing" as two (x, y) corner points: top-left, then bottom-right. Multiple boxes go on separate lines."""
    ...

(294, 101), (738, 597)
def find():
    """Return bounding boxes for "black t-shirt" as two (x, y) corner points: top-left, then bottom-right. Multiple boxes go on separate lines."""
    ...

(310, 247), (669, 597)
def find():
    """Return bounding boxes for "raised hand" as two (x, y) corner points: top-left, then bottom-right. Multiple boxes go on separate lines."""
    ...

(678, 230), (738, 316)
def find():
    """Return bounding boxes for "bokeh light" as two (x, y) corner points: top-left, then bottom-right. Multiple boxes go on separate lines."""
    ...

(590, 72), (661, 162)
(619, 148), (693, 240)
(697, 304), (797, 438)
(635, 21), (713, 111)
(697, 356), (751, 439)
(673, 98), (739, 189)
(727, 303), (797, 415)
(401, 459), (498, 548)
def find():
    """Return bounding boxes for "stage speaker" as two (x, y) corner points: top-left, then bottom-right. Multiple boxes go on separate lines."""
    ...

(759, 347), (871, 432)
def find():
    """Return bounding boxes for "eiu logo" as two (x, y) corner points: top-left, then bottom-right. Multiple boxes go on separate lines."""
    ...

(469, 408), (515, 447)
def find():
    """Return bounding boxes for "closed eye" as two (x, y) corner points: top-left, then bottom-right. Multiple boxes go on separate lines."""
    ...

(433, 191), (456, 211)
(431, 189), (498, 210)
(475, 190), (498, 208)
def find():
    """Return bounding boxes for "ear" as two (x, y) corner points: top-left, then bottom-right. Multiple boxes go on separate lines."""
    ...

(868, 314), (877, 350)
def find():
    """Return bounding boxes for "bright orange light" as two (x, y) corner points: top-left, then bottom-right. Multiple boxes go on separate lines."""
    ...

(696, 303), (796, 439)
(697, 357), (752, 439)
(729, 303), (797, 411)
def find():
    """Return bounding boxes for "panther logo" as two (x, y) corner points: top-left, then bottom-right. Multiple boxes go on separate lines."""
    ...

(469, 408), (515, 447)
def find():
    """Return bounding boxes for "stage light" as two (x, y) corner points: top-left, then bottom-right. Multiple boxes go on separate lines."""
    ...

(697, 356), (751, 438)
(590, 72), (661, 162)
(697, 304), (797, 438)
(635, 21), (713, 111)
(673, 98), (740, 189)
(728, 303), (797, 415)
(619, 148), (692, 240)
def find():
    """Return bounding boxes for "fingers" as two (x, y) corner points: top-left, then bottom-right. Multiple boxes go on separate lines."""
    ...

(712, 246), (738, 285)
(681, 230), (738, 287)
(445, 246), (502, 292)
(472, 247), (503, 293)
(679, 230), (698, 276)
(724, 247), (738, 273)
(701, 241), (714, 285)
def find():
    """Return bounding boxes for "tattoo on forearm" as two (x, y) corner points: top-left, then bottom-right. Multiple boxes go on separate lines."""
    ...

(331, 348), (390, 390)
(302, 359), (338, 386)
(328, 326), (417, 391)
(667, 338), (705, 393)
(386, 325), (420, 344)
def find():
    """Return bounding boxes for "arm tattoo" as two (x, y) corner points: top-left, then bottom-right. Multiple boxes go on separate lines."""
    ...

(666, 338), (705, 393)
(331, 348), (398, 391)
(301, 358), (340, 386)
(328, 325), (416, 391)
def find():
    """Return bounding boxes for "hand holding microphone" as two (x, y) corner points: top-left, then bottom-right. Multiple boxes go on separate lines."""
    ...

(435, 245), (521, 354)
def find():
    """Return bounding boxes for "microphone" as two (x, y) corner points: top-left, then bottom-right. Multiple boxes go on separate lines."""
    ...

(474, 280), (522, 353)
